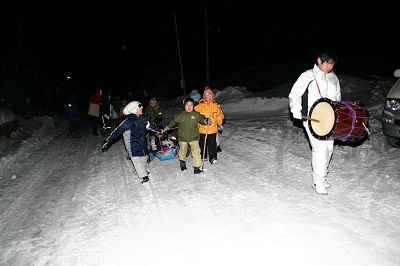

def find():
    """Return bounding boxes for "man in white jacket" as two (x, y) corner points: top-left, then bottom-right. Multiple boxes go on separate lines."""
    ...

(288, 47), (341, 195)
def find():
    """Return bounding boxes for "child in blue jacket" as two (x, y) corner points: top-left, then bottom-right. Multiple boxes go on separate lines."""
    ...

(101, 101), (161, 183)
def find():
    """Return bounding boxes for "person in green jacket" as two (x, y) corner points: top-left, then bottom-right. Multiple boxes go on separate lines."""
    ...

(144, 97), (163, 152)
(164, 97), (211, 174)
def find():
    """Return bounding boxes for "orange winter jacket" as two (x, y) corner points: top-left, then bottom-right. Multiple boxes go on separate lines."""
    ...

(194, 99), (223, 134)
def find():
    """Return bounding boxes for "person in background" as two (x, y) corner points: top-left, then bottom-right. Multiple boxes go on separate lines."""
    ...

(288, 47), (341, 195)
(101, 101), (162, 184)
(190, 89), (201, 106)
(68, 93), (81, 138)
(144, 97), (163, 153)
(88, 89), (102, 136)
(100, 89), (112, 137)
(164, 97), (211, 174)
(194, 86), (223, 164)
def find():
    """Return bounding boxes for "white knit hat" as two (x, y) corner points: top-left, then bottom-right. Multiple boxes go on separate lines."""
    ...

(123, 101), (141, 115)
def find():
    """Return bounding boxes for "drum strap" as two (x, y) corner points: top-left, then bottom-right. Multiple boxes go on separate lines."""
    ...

(312, 70), (323, 97)
(301, 79), (315, 121)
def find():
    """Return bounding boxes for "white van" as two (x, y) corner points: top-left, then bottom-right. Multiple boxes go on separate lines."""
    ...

(382, 69), (400, 147)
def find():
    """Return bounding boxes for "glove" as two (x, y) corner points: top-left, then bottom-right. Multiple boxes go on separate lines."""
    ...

(218, 125), (223, 133)
(204, 118), (212, 125)
(292, 112), (302, 120)
(102, 140), (112, 152)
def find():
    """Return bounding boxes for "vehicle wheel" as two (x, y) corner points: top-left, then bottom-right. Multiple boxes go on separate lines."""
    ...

(386, 136), (400, 148)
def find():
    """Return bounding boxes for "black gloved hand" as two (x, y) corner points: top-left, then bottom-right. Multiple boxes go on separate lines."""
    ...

(204, 118), (212, 125)
(102, 140), (112, 152)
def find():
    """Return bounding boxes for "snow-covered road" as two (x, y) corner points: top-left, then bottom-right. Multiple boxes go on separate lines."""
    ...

(1, 76), (400, 265)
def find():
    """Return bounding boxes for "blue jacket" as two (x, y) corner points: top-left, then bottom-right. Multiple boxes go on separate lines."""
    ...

(106, 114), (159, 157)
(68, 94), (79, 120)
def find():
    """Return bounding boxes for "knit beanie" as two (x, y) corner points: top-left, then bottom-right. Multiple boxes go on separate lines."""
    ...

(203, 86), (214, 98)
(183, 97), (195, 105)
(190, 90), (201, 100)
(123, 101), (141, 115)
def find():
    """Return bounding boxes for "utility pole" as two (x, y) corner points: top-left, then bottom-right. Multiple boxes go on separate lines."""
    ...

(205, 5), (210, 86)
(174, 11), (185, 95)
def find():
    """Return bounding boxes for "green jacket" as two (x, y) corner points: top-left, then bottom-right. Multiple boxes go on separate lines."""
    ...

(168, 110), (206, 142)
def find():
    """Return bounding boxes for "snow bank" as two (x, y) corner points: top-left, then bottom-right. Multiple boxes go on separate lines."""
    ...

(215, 86), (288, 114)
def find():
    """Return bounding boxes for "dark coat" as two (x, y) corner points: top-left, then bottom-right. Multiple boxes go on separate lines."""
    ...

(144, 103), (163, 127)
(106, 114), (159, 157)
(68, 94), (79, 130)
(68, 94), (79, 120)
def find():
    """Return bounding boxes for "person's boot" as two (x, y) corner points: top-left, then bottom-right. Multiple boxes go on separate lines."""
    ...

(74, 130), (81, 138)
(216, 145), (222, 153)
(141, 176), (149, 183)
(312, 181), (328, 195)
(179, 160), (187, 171)
(194, 167), (203, 174)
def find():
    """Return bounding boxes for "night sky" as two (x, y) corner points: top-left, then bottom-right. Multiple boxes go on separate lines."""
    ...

(1, 2), (397, 92)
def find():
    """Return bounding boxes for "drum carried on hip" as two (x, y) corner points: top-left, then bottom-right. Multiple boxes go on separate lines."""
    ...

(308, 98), (369, 141)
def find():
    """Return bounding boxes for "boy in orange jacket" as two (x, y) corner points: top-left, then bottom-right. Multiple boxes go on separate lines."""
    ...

(194, 87), (223, 164)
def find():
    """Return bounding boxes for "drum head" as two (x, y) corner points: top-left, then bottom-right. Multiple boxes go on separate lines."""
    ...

(309, 101), (336, 138)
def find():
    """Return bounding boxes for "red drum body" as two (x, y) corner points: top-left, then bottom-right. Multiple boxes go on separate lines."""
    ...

(308, 98), (369, 141)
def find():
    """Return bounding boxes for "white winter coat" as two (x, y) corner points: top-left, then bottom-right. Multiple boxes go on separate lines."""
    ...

(288, 63), (341, 118)
(288, 63), (342, 183)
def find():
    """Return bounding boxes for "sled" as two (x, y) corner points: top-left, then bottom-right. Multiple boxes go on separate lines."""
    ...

(156, 146), (179, 161)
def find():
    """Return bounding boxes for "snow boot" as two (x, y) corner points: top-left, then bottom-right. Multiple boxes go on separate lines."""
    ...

(312, 181), (331, 189)
(74, 131), (81, 138)
(147, 152), (155, 164)
(142, 176), (149, 183)
(180, 160), (187, 171)
(312, 181), (328, 195)
(323, 180), (331, 188)
(216, 145), (222, 153)
(194, 167), (203, 174)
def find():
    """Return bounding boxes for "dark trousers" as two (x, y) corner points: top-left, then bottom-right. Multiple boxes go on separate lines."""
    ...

(69, 118), (79, 130)
(91, 116), (101, 133)
(199, 133), (217, 161)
